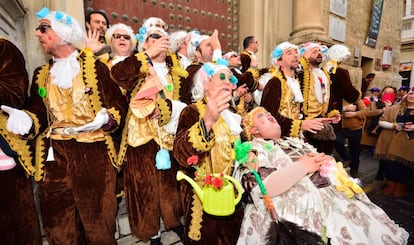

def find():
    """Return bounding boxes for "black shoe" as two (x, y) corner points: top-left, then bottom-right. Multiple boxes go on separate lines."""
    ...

(350, 169), (359, 178)
(172, 225), (184, 239)
(150, 237), (162, 245)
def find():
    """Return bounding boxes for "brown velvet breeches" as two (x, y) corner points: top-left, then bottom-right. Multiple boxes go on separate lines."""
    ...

(124, 139), (182, 241)
(38, 139), (117, 245)
(0, 165), (42, 245)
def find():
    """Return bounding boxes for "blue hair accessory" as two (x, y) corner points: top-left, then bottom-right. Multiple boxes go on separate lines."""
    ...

(36, 7), (49, 19)
(321, 45), (328, 54)
(230, 75), (238, 85)
(194, 40), (199, 47)
(65, 16), (72, 25)
(216, 57), (228, 66)
(194, 30), (200, 35)
(139, 26), (147, 35)
(272, 47), (283, 59)
(55, 11), (64, 21)
(136, 34), (144, 42)
(51, 11), (71, 25)
(299, 47), (306, 56)
(202, 63), (215, 77)
(54, 11), (72, 25)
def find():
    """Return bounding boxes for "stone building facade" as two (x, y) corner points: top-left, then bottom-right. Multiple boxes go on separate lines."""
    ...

(400, 0), (414, 88)
(0, 0), (405, 90)
(238, 0), (404, 90)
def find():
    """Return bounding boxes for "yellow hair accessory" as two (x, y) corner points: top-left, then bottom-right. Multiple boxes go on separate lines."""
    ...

(242, 107), (267, 141)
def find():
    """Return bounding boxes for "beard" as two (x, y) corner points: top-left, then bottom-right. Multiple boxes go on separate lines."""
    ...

(308, 57), (322, 67)
(289, 64), (298, 71)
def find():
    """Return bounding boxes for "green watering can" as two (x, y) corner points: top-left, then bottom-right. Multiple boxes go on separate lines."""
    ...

(176, 170), (243, 216)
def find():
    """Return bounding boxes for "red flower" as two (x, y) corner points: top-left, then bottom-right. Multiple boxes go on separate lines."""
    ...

(212, 177), (224, 189)
(204, 174), (213, 185)
(187, 155), (199, 166)
(187, 155), (225, 190)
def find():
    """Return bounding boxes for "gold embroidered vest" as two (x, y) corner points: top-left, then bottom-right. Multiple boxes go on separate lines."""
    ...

(46, 72), (106, 142)
(276, 72), (302, 120)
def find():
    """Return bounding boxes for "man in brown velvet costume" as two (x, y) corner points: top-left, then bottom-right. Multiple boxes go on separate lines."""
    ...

(173, 62), (244, 244)
(240, 35), (259, 73)
(179, 30), (222, 105)
(0, 38), (42, 245)
(324, 44), (362, 176)
(261, 42), (328, 139)
(2, 7), (126, 245)
(297, 42), (341, 154)
(111, 17), (186, 245)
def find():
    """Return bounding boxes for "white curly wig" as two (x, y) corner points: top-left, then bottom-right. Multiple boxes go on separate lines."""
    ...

(106, 23), (137, 51)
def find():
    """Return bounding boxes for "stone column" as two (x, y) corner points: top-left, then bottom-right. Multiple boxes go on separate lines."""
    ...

(290, 0), (330, 44)
(239, 0), (293, 67)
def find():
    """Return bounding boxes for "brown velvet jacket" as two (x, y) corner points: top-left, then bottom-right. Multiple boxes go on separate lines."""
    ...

(180, 63), (202, 105)
(328, 67), (361, 131)
(27, 50), (127, 180)
(173, 102), (244, 244)
(0, 39), (28, 107)
(0, 38), (35, 175)
(260, 72), (302, 138)
(240, 50), (252, 73)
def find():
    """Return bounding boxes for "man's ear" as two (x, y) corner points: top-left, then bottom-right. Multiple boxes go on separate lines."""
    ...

(250, 126), (258, 135)
(86, 22), (91, 30)
(195, 49), (203, 62)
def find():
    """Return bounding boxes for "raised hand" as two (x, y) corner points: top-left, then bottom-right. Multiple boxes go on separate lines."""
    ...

(203, 82), (233, 132)
(209, 29), (221, 52)
(86, 29), (105, 53)
(145, 36), (170, 59)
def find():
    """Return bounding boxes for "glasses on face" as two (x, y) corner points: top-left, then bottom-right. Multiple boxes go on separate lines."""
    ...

(148, 33), (162, 40)
(36, 24), (52, 33)
(112, 33), (131, 40)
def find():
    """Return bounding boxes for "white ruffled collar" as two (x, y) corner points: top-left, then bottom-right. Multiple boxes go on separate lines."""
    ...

(50, 51), (80, 89)
(220, 109), (242, 135)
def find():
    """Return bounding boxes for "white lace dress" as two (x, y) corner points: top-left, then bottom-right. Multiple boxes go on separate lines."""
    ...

(236, 137), (409, 245)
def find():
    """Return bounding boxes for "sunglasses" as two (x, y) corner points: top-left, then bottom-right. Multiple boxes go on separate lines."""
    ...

(112, 33), (131, 40)
(148, 33), (162, 40)
(35, 24), (52, 33)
